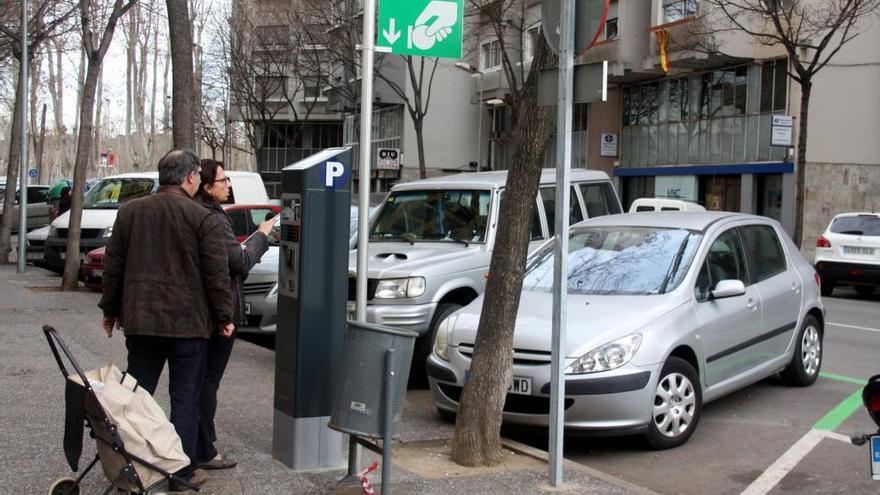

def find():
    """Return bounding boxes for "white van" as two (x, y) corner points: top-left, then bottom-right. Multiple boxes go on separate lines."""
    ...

(43, 171), (269, 271)
(628, 197), (706, 213)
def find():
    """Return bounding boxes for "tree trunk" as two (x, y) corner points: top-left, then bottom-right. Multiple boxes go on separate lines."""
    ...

(451, 40), (554, 467)
(166, 0), (196, 150)
(36, 104), (47, 182)
(0, 68), (24, 263)
(792, 80), (811, 249)
(93, 69), (103, 176)
(61, 57), (102, 289)
(414, 117), (427, 179)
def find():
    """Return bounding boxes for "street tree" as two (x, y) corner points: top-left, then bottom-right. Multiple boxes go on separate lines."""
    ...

(165, 0), (194, 149)
(699, 0), (880, 247)
(60, 0), (136, 288)
(450, 1), (556, 466)
(0, 0), (76, 264)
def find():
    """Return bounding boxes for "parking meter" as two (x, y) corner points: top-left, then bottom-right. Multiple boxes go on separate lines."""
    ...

(273, 147), (352, 470)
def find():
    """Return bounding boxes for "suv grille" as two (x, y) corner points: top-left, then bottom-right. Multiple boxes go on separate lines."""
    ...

(348, 277), (377, 301)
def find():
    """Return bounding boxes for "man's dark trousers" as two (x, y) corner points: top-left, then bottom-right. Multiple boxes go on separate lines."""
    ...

(125, 335), (208, 480)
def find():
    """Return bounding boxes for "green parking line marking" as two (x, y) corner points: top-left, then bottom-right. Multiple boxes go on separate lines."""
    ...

(813, 390), (863, 431)
(819, 372), (867, 386)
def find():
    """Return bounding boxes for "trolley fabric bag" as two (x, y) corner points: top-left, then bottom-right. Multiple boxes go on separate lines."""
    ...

(71, 364), (190, 489)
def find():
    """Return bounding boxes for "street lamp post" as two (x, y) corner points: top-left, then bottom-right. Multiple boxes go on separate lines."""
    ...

(454, 62), (483, 172)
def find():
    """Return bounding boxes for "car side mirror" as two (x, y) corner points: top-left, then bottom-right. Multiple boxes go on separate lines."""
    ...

(710, 279), (746, 300)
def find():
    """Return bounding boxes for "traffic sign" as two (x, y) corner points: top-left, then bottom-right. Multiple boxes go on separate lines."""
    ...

(376, 148), (400, 170)
(377, 0), (463, 59)
(542, 0), (608, 55)
(27, 168), (38, 178)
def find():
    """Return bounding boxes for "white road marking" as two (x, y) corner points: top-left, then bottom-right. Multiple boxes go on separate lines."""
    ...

(827, 321), (880, 334)
(739, 429), (846, 495)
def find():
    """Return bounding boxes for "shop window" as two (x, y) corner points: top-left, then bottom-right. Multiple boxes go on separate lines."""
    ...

(605, 17), (618, 40)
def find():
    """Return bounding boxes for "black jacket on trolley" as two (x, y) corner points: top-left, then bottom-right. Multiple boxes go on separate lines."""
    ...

(199, 198), (270, 327)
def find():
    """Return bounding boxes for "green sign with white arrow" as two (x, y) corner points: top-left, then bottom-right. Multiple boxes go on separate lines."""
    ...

(377, 0), (463, 59)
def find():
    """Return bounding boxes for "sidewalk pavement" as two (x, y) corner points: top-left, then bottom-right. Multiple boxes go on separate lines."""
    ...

(0, 264), (656, 494)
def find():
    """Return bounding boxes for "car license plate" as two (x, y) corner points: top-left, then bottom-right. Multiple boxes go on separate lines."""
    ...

(244, 302), (251, 315)
(464, 370), (532, 396)
(844, 246), (875, 255)
(26, 251), (43, 260)
(346, 302), (356, 320)
(872, 435), (880, 480)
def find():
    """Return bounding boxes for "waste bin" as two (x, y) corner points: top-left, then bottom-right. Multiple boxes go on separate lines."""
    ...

(329, 321), (418, 439)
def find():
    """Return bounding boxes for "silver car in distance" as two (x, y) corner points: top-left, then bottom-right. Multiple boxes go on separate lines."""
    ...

(428, 212), (825, 449)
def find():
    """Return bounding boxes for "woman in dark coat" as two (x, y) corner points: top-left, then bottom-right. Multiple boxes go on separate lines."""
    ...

(194, 159), (274, 469)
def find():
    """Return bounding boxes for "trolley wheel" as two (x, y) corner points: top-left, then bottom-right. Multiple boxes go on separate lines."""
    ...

(48, 477), (81, 495)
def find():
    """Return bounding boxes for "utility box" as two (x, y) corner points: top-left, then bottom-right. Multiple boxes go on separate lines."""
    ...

(330, 321), (418, 439)
(273, 147), (352, 471)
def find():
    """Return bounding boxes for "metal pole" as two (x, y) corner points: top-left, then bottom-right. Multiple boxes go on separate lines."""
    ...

(381, 348), (396, 494)
(17, 0), (29, 274)
(549, 0), (575, 486)
(350, 0), (377, 479)
(476, 74), (483, 172)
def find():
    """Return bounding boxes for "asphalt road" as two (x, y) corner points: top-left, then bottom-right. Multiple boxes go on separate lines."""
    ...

(505, 287), (880, 495)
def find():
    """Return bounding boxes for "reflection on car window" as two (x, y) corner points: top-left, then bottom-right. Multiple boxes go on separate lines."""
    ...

(83, 178), (157, 209)
(741, 225), (786, 282)
(695, 230), (747, 301)
(830, 215), (880, 236)
(523, 227), (700, 295)
(370, 190), (491, 243)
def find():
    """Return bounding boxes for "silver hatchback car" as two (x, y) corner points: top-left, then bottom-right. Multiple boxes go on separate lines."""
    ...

(428, 212), (824, 449)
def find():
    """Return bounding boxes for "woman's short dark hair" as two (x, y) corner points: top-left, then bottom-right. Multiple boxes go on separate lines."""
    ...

(158, 149), (200, 186)
(197, 159), (224, 201)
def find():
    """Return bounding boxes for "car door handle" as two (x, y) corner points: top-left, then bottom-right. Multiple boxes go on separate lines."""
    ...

(747, 298), (758, 311)
(791, 283), (801, 294)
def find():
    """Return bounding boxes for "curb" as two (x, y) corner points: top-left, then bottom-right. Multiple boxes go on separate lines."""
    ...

(500, 438), (662, 495)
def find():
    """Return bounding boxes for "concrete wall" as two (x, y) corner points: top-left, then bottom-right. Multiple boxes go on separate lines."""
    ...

(586, 86), (621, 178)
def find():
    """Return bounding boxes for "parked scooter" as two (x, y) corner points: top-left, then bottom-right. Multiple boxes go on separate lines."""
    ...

(850, 374), (880, 480)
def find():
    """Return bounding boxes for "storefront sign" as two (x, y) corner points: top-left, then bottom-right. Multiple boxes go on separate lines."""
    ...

(600, 133), (618, 157)
(771, 115), (793, 147)
(655, 176), (697, 201)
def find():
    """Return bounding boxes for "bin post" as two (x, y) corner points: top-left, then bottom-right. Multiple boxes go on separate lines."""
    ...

(382, 348), (396, 494)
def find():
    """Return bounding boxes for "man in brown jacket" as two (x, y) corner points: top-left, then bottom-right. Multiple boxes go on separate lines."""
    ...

(99, 149), (234, 491)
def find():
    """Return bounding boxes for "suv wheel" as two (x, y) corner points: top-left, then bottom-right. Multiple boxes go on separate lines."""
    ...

(411, 303), (462, 388)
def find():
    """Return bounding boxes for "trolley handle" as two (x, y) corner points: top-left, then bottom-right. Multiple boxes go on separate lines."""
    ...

(42, 325), (92, 389)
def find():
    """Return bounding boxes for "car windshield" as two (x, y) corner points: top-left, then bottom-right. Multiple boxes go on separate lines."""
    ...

(830, 215), (880, 236)
(523, 226), (702, 295)
(82, 178), (157, 209)
(369, 189), (491, 244)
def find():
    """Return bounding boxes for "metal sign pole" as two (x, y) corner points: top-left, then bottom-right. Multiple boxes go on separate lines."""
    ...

(17, 0), (29, 274)
(349, 0), (377, 480)
(549, 0), (575, 486)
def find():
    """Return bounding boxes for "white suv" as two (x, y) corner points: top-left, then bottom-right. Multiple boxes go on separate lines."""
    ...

(814, 212), (880, 297)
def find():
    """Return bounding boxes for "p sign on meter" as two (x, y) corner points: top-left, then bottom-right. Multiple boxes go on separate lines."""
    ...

(322, 161), (349, 190)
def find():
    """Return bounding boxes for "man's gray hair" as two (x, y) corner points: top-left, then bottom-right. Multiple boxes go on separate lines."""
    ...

(158, 149), (201, 186)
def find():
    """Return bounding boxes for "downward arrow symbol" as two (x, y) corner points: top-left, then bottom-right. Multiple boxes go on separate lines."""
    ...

(382, 18), (401, 45)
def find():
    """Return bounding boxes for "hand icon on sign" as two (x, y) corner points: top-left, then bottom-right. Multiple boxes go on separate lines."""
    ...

(411, 1), (458, 50)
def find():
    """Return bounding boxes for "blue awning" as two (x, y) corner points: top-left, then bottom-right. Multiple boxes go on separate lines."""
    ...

(613, 162), (794, 177)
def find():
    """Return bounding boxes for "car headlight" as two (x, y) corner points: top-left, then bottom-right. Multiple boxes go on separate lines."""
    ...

(102, 226), (113, 238)
(374, 277), (426, 299)
(566, 333), (643, 374)
(433, 315), (454, 361)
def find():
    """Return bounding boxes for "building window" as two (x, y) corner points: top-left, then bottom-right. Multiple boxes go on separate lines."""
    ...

(480, 39), (501, 71)
(604, 17), (619, 40)
(523, 25), (541, 62)
(663, 0), (698, 24)
(621, 59), (788, 167)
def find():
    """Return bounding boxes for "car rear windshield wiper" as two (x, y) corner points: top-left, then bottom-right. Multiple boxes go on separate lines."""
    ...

(839, 230), (864, 235)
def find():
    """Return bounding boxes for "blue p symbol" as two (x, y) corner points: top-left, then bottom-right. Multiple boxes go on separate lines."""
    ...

(323, 161), (348, 189)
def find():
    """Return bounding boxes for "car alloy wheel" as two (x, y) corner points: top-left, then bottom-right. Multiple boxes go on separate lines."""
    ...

(801, 323), (822, 377)
(653, 372), (697, 439)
